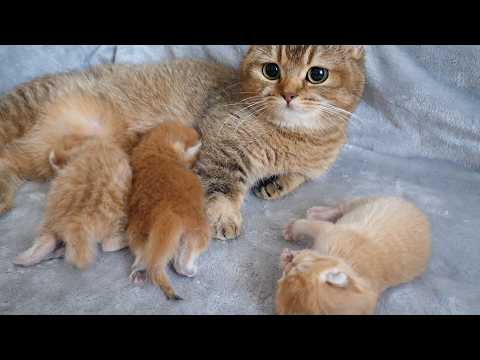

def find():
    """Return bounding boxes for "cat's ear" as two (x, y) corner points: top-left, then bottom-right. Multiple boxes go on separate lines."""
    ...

(321, 268), (349, 288)
(347, 45), (365, 60)
(184, 142), (202, 161)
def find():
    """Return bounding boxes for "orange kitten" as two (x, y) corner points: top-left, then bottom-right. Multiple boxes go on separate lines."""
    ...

(14, 137), (131, 269)
(127, 122), (210, 300)
(276, 197), (431, 315)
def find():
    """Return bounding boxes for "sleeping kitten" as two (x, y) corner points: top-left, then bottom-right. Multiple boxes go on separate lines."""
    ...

(276, 197), (431, 315)
(0, 46), (365, 243)
(127, 123), (210, 300)
(14, 137), (131, 269)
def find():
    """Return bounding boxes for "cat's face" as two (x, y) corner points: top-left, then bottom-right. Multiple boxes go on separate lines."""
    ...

(276, 249), (377, 315)
(240, 45), (365, 130)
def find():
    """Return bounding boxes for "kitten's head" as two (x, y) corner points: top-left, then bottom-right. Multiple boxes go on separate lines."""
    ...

(275, 249), (378, 315)
(158, 122), (202, 166)
(239, 45), (365, 131)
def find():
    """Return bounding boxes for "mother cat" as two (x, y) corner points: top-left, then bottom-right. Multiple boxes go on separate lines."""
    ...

(0, 45), (365, 242)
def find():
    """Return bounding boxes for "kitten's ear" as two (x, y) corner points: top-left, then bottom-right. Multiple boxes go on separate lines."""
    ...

(347, 45), (365, 60)
(321, 269), (349, 288)
(184, 142), (202, 161)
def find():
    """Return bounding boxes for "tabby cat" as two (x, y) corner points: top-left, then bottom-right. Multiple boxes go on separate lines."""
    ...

(0, 45), (365, 241)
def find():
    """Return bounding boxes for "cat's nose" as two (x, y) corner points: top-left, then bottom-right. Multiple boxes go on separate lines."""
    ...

(282, 93), (298, 105)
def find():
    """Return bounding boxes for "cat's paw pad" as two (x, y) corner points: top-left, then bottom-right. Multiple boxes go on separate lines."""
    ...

(129, 270), (147, 285)
(207, 197), (242, 241)
(253, 176), (287, 201)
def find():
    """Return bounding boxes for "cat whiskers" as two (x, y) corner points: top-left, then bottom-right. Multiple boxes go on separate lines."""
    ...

(232, 102), (271, 135)
(216, 99), (269, 136)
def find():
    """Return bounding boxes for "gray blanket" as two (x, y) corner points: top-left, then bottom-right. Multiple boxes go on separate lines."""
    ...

(0, 45), (479, 314)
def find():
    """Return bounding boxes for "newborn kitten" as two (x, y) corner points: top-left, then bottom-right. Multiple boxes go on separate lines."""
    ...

(127, 123), (210, 300)
(14, 137), (131, 269)
(276, 197), (431, 315)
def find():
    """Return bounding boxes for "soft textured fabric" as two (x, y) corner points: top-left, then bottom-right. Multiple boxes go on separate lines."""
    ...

(0, 45), (479, 315)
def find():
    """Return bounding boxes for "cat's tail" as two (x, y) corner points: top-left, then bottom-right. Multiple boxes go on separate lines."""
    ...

(0, 74), (60, 146)
(145, 211), (184, 300)
(63, 223), (98, 270)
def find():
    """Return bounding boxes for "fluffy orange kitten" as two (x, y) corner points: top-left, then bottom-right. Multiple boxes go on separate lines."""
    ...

(127, 122), (210, 300)
(276, 197), (431, 315)
(14, 137), (131, 269)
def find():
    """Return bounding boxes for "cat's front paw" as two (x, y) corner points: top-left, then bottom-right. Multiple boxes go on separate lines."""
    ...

(206, 197), (242, 241)
(253, 176), (287, 200)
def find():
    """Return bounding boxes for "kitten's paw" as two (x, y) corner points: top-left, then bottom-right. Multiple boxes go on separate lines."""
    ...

(280, 248), (295, 266)
(283, 221), (297, 242)
(207, 197), (242, 241)
(253, 176), (288, 200)
(306, 206), (342, 222)
(102, 234), (128, 253)
(129, 269), (147, 285)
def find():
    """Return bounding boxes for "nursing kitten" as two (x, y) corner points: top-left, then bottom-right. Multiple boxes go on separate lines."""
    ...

(276, 197), (431, 315)
(127, 123), (209, 300)
(0, 46), (365, 242)
(14, 137), (131, 269)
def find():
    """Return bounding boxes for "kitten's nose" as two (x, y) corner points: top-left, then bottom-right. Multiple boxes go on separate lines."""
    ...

(282, 93), (298, 105)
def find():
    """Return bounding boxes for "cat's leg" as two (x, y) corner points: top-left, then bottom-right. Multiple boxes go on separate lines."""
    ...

(205, 194), (245, 241)
(129, 254), (148, 285)
(196, 153), (249, 241)
(14, 232), (59, 266)
(101, 233), (128, 253)
(173, 224), (210, 277)
(283, 219), (334, 243)
(252, 173), (307, 200)
(306, 206), (343, 222)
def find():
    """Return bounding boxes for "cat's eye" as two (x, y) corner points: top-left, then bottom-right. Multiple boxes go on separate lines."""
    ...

(262, 63), (281, 80)
(306, 67), (329, 84)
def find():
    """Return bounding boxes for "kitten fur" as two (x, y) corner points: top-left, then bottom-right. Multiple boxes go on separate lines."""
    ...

(276, 197), (431, 315)
(0, 46), (365, 242)
(127, 122), (210, 300)
(14, 137), (131, 269)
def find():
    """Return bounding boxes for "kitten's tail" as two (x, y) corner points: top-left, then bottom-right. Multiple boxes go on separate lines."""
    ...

(63, 223), (98, 270)
(145, 212), (184, 300)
